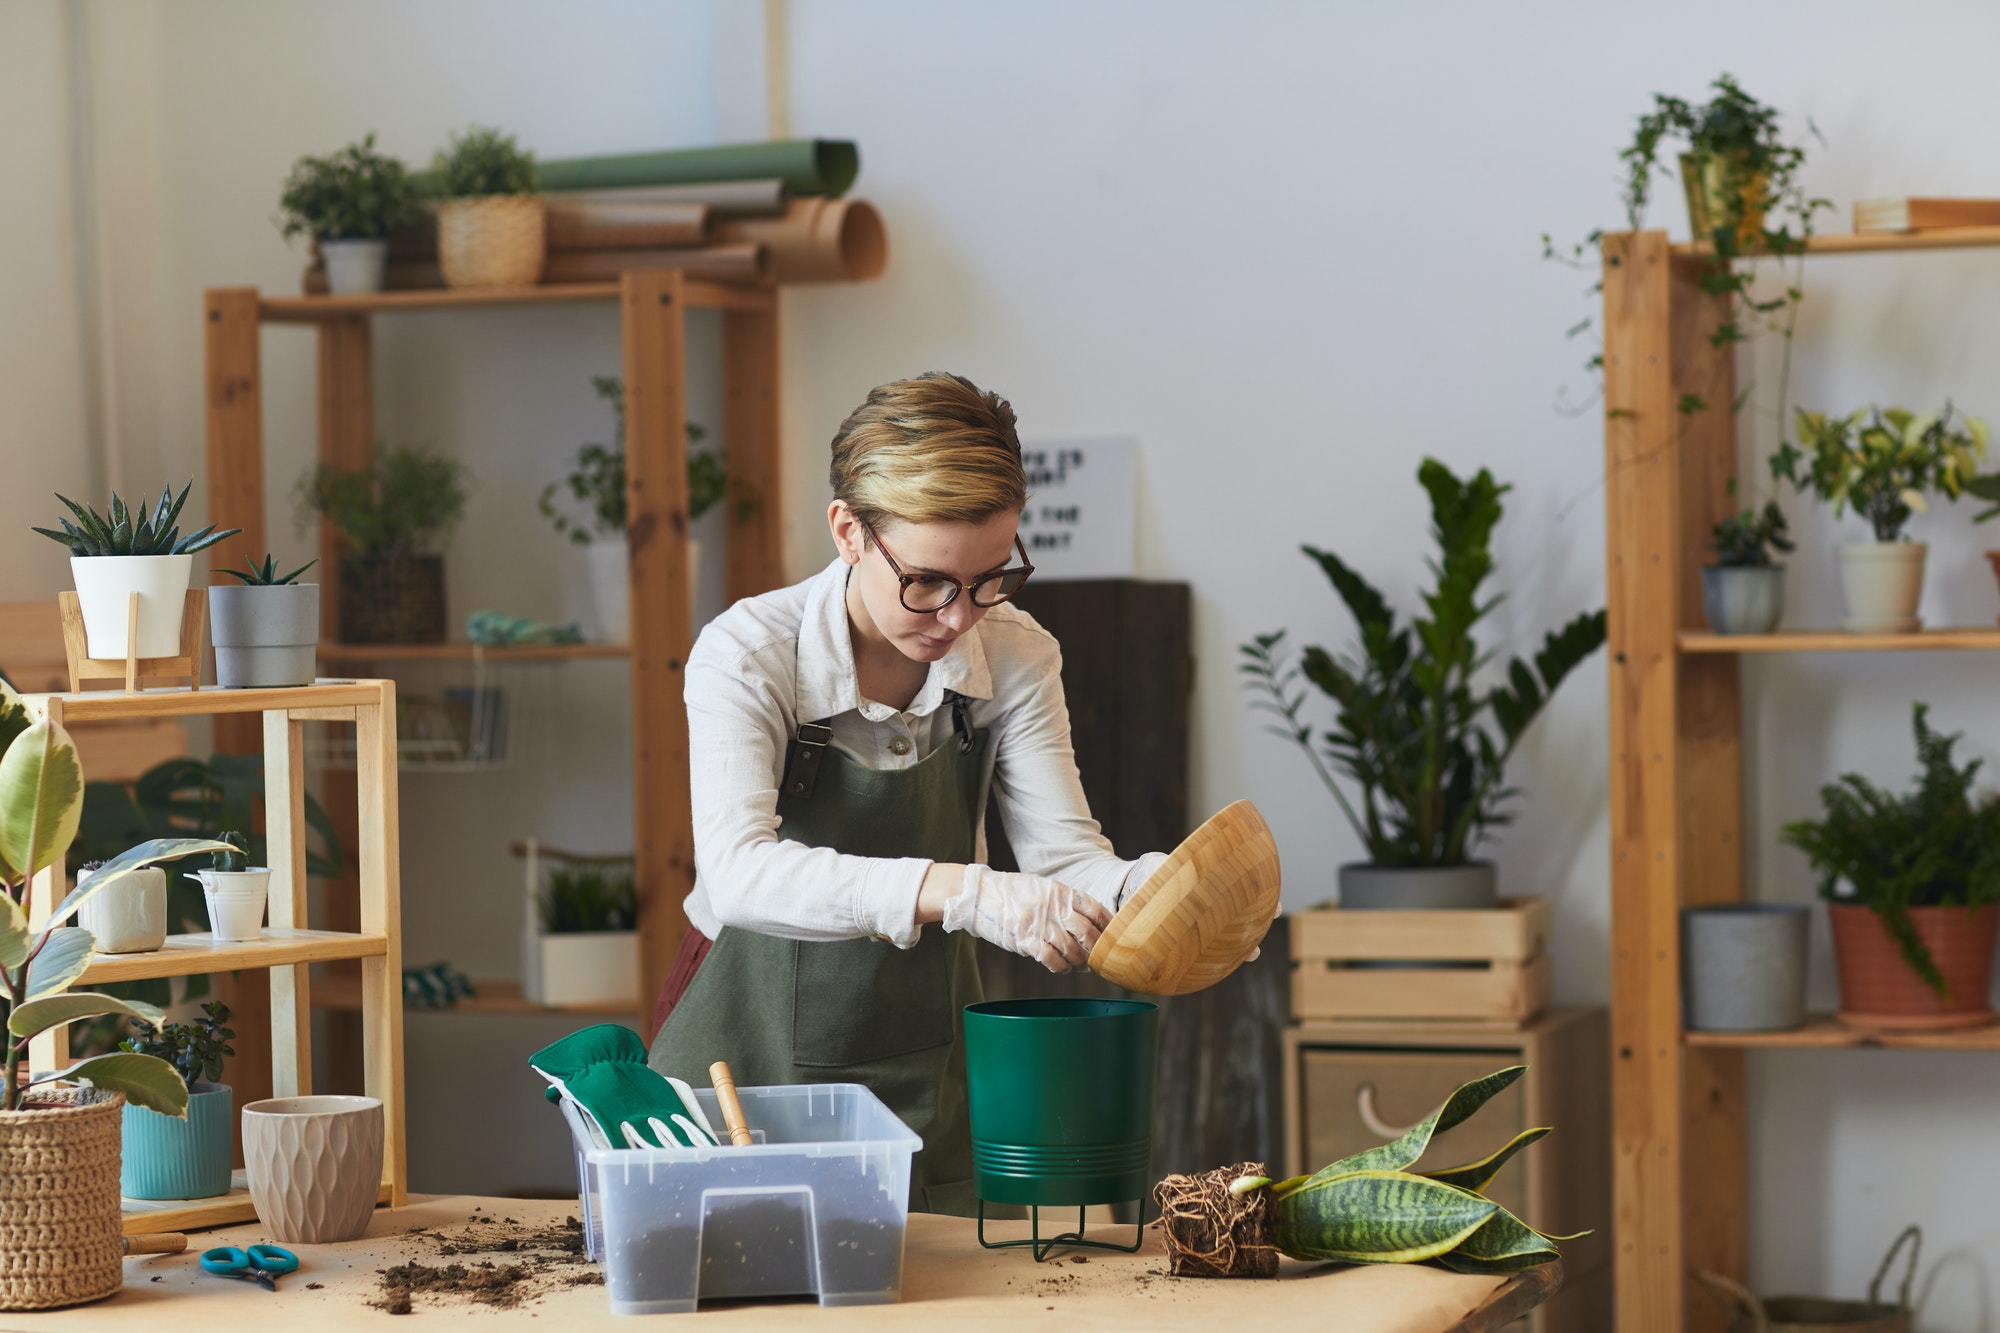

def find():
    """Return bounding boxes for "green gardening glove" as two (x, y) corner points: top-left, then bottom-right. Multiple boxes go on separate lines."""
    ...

(529, 1024), (722, 1149)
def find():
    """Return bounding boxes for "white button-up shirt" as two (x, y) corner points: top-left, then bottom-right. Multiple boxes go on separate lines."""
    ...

(682, 558), (1160, 947)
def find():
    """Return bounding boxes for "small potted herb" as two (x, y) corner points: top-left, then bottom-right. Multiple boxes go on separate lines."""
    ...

(1780, 703), (2000, 1030)
(277, 132), (419, 295)
(116, 1003), (236, 1200)
(1772, 404), (1987, 632)
(539, 375), (720, 642)
(185, 832), (269, 942)
(74, 856), (166, 955)
(32, 483), (239, 663)
(430, 125), (542, 289)
(211, 553), (319, 688)
(1702, 484), (1792, 635)
(522, 848), (638, 1007)
(297, 445), (468, 644)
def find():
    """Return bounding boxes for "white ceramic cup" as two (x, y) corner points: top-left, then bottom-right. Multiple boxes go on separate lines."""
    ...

(189, 868), (271, 941)
(242, 1095), (385, 1244)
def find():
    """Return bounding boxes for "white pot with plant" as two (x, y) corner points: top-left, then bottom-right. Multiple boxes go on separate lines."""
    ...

(211, 553), (320, 688)
(185, 833), (269, 942)
(1701, 482), (1791, 635)
(520, 842), (637, 1007)
(1774, 403), (1988, 634)
(33, 483), (240, 660)
(1241, 459), (1606, 909)
(539, 374), (722, 644)
(431, 125), (544, 289)
(277, 132), (418, 296)
(0, 682), (232, 1309)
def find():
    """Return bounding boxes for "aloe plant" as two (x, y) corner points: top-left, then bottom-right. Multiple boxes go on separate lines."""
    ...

(32, 482), (241, 557)
(1230, 1066), (1580, 1273)
(0, 680), (233, 1112)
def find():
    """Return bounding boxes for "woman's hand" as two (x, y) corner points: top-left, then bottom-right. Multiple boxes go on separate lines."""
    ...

(939, 864), (1111, 973)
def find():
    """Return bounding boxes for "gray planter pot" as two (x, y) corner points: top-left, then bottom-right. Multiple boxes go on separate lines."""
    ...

(1682, 904), (1809, 1032)
(1702, 564), (1784, 635)
(210, 582), (319, 688)
(1338, 862), (1498, 910)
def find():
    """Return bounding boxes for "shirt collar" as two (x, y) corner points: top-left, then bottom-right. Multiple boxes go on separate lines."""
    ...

(795, 558), (994, 722)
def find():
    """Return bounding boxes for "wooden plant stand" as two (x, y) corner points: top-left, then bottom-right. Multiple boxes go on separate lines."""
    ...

(58, 589), (206, 694)
(23, 679), (405, 1235)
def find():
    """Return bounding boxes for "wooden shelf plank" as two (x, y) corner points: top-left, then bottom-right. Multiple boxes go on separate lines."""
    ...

(316, 641), (629, 663)
(122, 1179), (392, 1236)
(1684, 1014), (2000, 1050)
(1679, 626), (2000, 653)
(311, 974), (639, 1017)
(80, 929), (388, 984)
(27, 680), (383, 722)
(257, 278), (773, 323)
(1673, 227), (2000, 259)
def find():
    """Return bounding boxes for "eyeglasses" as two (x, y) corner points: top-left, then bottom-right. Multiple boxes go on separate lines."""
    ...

(862, 520), (1036, 614)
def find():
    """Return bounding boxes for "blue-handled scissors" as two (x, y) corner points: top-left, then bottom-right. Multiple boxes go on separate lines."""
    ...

(200, 1244), (299, 1292)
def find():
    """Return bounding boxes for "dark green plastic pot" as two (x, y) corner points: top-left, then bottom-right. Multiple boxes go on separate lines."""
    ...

(963, 998), (1158, 1208)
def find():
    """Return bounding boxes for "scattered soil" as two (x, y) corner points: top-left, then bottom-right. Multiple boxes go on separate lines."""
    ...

(371, 1212), (596, 1314)
(1153, 1162), (1279, 1278)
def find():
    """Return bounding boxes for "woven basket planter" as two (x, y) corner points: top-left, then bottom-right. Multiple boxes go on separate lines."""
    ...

(338, 552), (446, 644)
(437, 195), (546, 288)
(0, 1087), (126, 1311)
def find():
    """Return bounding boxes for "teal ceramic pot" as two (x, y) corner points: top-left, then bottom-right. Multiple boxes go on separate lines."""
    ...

(121, 1082), (232, 1200)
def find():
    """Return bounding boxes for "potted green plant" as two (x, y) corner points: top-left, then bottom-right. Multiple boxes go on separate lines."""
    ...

(186, 832), (268, 942)
(1239, 459), (1606, 909)
(430, 125), (542, 289)
(116, 1002), (236, 1200)
(211, 553), (319, 688)
(297, 445), (468, 644)
(521, 845), (637, 1006)
(277, 132), (419, 296)
(1772, 403), (1987, 632)
(1780, 703), (2000, 1031)
(1703, 483), (1792, 635)
(539, 375), (721, 642)
(0, 681), (231, 1310)
(33, 483), (239, 663)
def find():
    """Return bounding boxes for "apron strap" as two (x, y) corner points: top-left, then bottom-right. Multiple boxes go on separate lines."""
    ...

(946, 690), (975, 755)
(781, 719), (835, 799)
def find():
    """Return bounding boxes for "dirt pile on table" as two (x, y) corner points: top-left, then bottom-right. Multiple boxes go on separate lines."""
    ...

(373, 1208), (601, 1314)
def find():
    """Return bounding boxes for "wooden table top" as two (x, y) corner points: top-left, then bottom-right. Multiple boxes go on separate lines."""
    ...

(4, 1195), (1558, 1331)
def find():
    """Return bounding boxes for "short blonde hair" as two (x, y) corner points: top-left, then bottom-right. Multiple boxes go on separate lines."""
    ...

(829, 372), (1027, 529)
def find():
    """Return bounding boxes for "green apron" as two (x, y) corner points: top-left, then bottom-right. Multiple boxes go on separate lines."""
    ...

(648, 697), (988, 1217)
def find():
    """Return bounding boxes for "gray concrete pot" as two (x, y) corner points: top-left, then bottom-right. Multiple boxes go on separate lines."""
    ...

(1338, 862), (1498, 910)
(1702, 564), (1784, 635)
(1681, 904), (1809, 1032)
(210, 582), (319, 688)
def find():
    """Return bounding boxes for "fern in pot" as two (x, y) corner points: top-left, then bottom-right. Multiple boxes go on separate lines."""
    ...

(430, 125), (542, 289)
(210, 553), (319, 688)
(277, 132), (418, 295)
(116, 1003), (236, 1200)
(1702, 482), (1792, 635)
(298, 445), (468, 644)
(1240, 459), (1606, 909)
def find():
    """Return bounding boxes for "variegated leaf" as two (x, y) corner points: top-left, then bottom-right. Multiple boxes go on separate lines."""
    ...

(1274, 1170), (1497, 1264)
(1421, 1125), (1552, 1195)
(1309, 1066), (1527, 1179)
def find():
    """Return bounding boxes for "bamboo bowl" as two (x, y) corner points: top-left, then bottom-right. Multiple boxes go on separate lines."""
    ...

(1088, 800), (1281, 996)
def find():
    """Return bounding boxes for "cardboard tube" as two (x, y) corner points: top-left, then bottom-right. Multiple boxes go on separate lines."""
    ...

(716, 197), (887, 284)
(545, 200), (713, 251)
(559, 179), (790, 216)
(541, 242), (769, 285)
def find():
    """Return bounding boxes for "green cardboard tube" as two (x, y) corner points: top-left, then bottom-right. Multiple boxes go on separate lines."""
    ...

(533, 139), (858, 197)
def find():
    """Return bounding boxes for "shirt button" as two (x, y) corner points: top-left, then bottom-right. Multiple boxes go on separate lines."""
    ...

(888, 736), (912, 756)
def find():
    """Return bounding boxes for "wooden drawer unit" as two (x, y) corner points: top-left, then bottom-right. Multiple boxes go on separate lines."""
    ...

(1283, 1007), (1611, 1333)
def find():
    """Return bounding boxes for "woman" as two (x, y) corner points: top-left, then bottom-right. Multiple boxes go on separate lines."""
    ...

(647, 371), (1163, 1216)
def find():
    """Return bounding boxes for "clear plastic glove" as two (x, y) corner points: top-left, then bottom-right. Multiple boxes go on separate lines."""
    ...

(944, 864), (1111, 973)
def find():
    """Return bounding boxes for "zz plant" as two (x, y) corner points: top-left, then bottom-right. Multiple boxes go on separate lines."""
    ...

(34, 483), (240, 557)
(1240, 459), (1605, 868)
(0, 681), (232, 1113)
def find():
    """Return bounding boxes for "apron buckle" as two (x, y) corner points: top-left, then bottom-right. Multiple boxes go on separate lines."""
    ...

(782, 721), (834, 799)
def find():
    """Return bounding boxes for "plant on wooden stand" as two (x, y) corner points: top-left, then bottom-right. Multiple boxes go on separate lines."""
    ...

(1772, 403), (1986, 633)
(1239, 459), (1605, 910)
(0, 682), (231, 1310)
(298, 445), (468, 645)
(430, 125), (543, 288)
(116, 1001), (236, 1201)
(1702, 480), (1793, 635)
(538, 375), (723, 643)
(1780, 702), (2000, 1030)
(277, 133), (419, 295)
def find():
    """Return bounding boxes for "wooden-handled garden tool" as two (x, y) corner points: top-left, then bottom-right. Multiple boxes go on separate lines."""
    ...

(708, 1061), (755, 1146)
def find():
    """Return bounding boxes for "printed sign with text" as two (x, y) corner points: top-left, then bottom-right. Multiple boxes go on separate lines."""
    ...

(1017, 437), (1137, 580)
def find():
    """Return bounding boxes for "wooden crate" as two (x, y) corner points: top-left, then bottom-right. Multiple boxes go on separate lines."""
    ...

(1290, 897), (1551, 1024)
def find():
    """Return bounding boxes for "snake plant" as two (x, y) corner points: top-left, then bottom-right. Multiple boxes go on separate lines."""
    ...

(1231, 1066), (1580, 1273)
(33, 483), (240, 557)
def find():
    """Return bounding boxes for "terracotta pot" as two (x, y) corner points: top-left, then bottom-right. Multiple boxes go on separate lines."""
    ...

(1828, 902), (1999, 1030)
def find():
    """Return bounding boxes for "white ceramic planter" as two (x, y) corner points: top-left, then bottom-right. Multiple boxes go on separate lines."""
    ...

(189, 867), (270, 941)
(528, 931), (639, 1008)
(70, 554), (193, 659)
(1837, 541), (1927, 633)
(76, 864), (166, 954)
(586, 535), (698, 645)
(209, 582), (319, 688)
(321, 239), (388, 295)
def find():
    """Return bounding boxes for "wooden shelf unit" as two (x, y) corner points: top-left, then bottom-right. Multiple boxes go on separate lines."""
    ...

(21, 680), (405, 1236)
(1682, 1015), (2000, 1051)
(203, 270), (789, 1078)
(1602, 227), (2000, 1332)
(1672, 225), (2000, 258)
(315, 641), (631, 664)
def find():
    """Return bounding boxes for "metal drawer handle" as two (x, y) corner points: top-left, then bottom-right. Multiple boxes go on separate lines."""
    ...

(1356, 1083), (1423, 1139)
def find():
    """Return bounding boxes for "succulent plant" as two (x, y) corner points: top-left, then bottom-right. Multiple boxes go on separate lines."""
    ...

(34, 483), (241, 558)
(223, 553), (318, 586)
(210, 832), (250, 874)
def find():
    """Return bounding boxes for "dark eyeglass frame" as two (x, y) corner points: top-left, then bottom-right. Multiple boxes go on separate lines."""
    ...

(861, 519), (1036, 614)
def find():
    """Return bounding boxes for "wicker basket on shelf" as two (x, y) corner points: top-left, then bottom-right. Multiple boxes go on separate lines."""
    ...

(338, 552), (446, 644)
(0, 1087), (126, 1311)
(436, 195), (546, 288)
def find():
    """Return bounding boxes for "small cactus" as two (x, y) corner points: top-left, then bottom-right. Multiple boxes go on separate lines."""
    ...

(212, 832), (250, 873)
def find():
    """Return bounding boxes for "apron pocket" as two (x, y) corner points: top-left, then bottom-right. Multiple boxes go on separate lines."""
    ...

(792, 934), (954, 1067)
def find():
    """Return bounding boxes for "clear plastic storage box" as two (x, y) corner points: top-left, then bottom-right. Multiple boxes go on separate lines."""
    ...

(562, 1082), (921, 1314)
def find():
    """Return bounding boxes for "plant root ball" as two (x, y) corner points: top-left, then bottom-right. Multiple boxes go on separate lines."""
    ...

(1154, 1162), (1278, 1278)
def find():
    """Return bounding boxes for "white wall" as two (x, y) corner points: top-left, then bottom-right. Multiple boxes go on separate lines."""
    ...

(16, 1), (2000, 1324)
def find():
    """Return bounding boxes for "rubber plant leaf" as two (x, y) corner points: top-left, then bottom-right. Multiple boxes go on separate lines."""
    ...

(43, 836), (235, 934)
(1306, 1066), (1527, 1181)
(0, 892), (27, 970)
(29, 1052), (189, 1118)
(1272, 1169), (1498, 1264)
(24, 926), (94, 1000)
(9, 991), (164, 1040)
(0, 717), (83, 884)
(1421, 1125), (1552, 1195)
(0, 680), (31, 766)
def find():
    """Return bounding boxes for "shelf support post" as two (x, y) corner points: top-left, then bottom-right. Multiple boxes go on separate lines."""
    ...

(265, 710), (312, 1098)
(356, 680), (406, 1205)
(723, 297), (784, 603)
